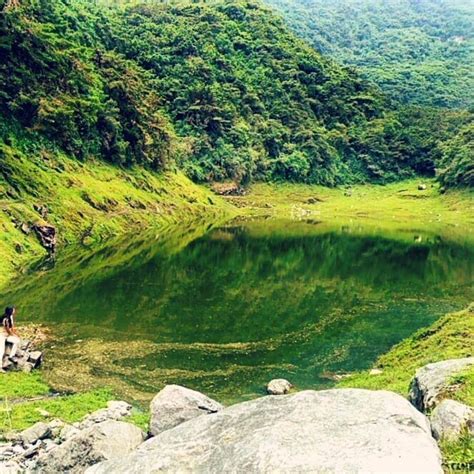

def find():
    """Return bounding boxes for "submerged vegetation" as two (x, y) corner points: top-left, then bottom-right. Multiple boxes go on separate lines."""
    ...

(337, 306), (474, 396)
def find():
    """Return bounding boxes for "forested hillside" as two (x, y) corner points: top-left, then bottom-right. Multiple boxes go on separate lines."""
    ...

(266, 0), (474, 109)
(0, 0), (472, 187)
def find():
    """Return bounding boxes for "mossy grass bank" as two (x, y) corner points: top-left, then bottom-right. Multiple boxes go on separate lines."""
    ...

(232, 179), (474, 233)
(0, 143), (233, 290)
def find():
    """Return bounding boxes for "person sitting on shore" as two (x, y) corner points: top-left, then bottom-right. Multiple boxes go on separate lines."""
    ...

(0, 306), (21, 372)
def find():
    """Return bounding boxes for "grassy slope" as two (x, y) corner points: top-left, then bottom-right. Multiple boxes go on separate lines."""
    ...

(0, 145), (233, 434)
(0, 150), (232, 435)
(337, 306), (474, 396)
(0, 144), (232, 289)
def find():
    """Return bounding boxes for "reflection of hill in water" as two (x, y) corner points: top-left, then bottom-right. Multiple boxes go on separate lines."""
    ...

(4, 221), (473, 403)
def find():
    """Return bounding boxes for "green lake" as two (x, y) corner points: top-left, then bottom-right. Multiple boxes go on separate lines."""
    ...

(3, 219), (473, 405)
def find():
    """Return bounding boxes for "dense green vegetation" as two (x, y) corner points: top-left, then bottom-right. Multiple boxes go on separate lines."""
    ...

(2, 0), (471, 188)
(0, 0), (174, 168)
(266, 0), (474, 109)
(437, 121), (474, 187)
(102, 0), (394, 184)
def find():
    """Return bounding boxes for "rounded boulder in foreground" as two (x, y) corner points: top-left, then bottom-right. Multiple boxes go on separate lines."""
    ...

(266, 379), (292, 395)
(86, 389), (442, 474)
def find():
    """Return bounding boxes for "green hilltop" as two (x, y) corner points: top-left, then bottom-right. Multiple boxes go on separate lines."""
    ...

(265, 0), (474, 109)
(1, 0), (471, 189)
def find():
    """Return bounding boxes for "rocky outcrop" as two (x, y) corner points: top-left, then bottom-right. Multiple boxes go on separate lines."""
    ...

(430, 399), (474, 441)
(0, 401), (137, 473)
(32, 224), (57, 253)
(266, 378), (292, 395)
(88, 389), (442, 474)
(409, 357), (474, 412)
(2, 339), (43, 373)
(35, 420), (144, 474)
(150, 384), (223, 436)
(211, 182), (245, 196)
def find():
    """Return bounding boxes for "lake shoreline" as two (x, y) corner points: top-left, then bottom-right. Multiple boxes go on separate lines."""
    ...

(2, 176), (473, 293)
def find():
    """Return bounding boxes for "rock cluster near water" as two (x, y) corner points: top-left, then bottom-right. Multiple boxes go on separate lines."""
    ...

(2, 358), (473, 473)
(0, 401), (142, 473)
(408, 357), (474, 445)
(2, 339), (43, 373)
(409, 357), (474, 412)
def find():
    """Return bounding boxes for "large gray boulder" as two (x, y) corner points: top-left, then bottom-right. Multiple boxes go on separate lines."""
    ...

(409, 357), (474, 412)
(149, 384), (223, 436)
(430, 399), (474, 441)
(35, 420), (144, 474)
(87, 389), (442, 474)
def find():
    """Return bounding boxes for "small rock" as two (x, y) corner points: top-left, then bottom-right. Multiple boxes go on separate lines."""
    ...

(33, 204), (49, 218)
(418, 184), (427, 191)
(37, 408), (51, 418)
(42, 439), (58, 453)
(150, 385), (223, 437)
(47, 419), (66, 437)
(409, 357), (474, 412)
(266, 379), (292, 395)
(211, 182), (243, 196)
(20, 223), (31, 235)
(17, 422), (51, 446)
(306, 196), (324, 204)
(28, 351), (43, 368)
(33, 224), (57, 252)
(430, 399), (474, 441)
(12, 445), (25, 455)
(22, 441), (41, 458)
(16, 354), (29, 369)
(77, 401), (132, 430)
(20, 340), (31, 351)
(22, 362), (34, 373)
(0, 442), (14, 457)
(59, 425), (80, 442)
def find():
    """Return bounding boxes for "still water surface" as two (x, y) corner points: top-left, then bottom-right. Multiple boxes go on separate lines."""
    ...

(4, 220), (473, 404)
